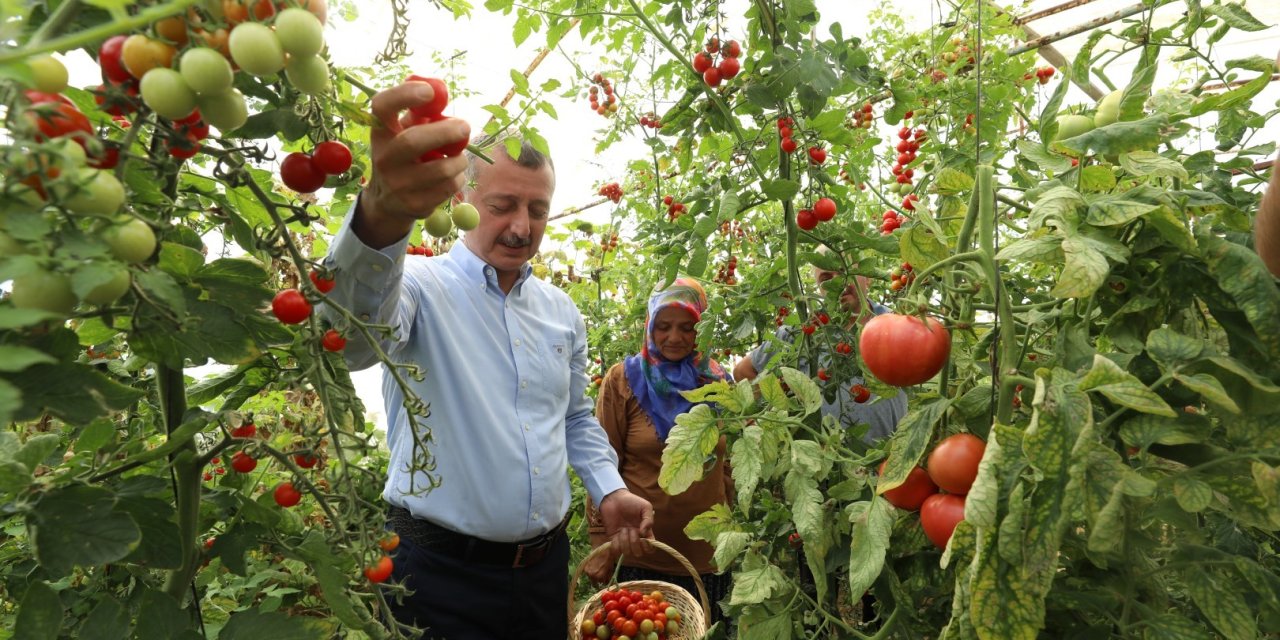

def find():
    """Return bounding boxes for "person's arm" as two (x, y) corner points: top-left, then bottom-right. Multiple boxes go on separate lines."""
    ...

(1255, 158), (1280, 277)
(733, 356), (759, 382)
(584, 364), (629, 582)
(319, 83), (470, 370)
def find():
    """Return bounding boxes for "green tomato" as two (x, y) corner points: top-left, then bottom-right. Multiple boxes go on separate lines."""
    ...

(274, 8), (325, 58)
(11, 269), (77, 315)
(83, 267), (132, 306)
(424, 207), (453, 238)
(451, 202), (479, 231)
(1053, 114), (1095, 142)
(285, 54), (330, 96)
(29, 55), (68, 94)
(140, 67), (197, 120)
(104, 218), (157, 263)
(61, 169), (125, 217)
(179, 47), (234, 96)
(229, 22), (285, 77)
(196, 89), (248, 132)
(1094, 90), (1123, 127)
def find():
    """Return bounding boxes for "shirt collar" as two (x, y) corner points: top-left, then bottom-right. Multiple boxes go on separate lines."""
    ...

(448, 241), (533, 293)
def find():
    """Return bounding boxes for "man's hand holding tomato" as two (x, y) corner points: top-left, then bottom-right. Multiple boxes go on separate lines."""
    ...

(353, 81), (471, 249)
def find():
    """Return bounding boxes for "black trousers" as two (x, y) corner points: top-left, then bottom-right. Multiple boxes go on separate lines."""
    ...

(385, 530), (569, 639)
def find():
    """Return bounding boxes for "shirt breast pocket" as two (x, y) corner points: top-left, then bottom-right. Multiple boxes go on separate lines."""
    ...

(545, 341), (572, 397)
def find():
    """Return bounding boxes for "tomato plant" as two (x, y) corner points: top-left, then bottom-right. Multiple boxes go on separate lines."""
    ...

(858, 313), (951, 386)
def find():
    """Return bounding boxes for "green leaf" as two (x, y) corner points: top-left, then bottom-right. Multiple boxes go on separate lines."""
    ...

(1120, 151), (1189, 180)
(134, 269), (187, 316)
(132, 589), (192, 640)
(3, 361), (144, 425)
(116, 496), (182, 569)
(684, 503), (736, 543)
(934, 167), (974, 195)
(1085, 197), (1158, 226)
(762, 179), (801, 201)
(899, 225), (949, 270)
(1017, 139), (1072, 173)
(996, 237), (1063, 263)
(711, 530), (752, 572)
(1203, 2), (1269, 31)
(846, 497), (894, 599)
(1147, 328), (1204, 369)
(157, 242), (206, 280)
(1200, 234), (1280, 361)
(13, 581), (62, 640)
(731, 425), (765, 512)
(1141, 613), (1212, 640)
(13, 433), (59, 472)
(79, 596), (131, 640)
(1118, 413), (1212, 447)
(1050, 235), (1109, 299)
(299, 537), (365, 631)
(1028, 186), (1085, 231)
(1172, 475), (1214, 512)
(727, 564), (789, 606)
(1078, 355), (1177, 416)
(659, 404), (723, 495)
(686, 243), (708, 278)
(877, 398), (950, 492)
(692, 213), (719, 240)
(28, 484), (140, 576)
(1036, 64), (1073, 144)
(1174, 373), (1240, 413)
(1186, 568), (1259, 640)
(1079, 165), (1117, 192)
(1145, 205), (1197, 253)
(76, 317), (121, 346)
(1058, 115), (1168, 157)
(75, 419), (116, 455)
(777, 367), (823, 416)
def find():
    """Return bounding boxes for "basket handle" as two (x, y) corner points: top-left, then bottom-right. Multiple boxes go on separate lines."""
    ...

(567, 537), (712, 629)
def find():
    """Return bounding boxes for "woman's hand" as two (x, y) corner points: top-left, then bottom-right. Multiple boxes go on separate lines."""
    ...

(584, 545), (621, 584)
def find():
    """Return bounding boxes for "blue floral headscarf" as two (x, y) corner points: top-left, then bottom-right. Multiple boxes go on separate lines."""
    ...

(623, 278), (731, 440)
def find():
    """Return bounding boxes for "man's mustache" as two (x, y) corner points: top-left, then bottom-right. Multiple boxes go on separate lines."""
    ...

(498, 234), (531, 247)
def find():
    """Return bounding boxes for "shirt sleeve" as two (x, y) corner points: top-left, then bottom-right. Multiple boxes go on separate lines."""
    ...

(320, 199), (419, 371)
(748, 326), (791, 372)
(564, 309), (626, 508)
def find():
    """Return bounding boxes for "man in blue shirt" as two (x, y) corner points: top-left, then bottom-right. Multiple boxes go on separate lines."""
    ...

(733, 255), (907, 444)
(321, 81), (653, 638)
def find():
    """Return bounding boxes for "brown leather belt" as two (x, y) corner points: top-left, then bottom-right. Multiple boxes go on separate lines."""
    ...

(388, 506), (570, 568)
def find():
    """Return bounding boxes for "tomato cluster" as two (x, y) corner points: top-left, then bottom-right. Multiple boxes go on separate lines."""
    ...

(1025, 66), (1056, 84)
(850, 101), (874, 129)
(404, 74), (470, 162)
(588, 73), (618, 117)
(406, 243), (434, 256)
(599, 232), (620, 254)
(692, 36), (742, 88)
(877, 433), (985, 549)
(662, 195), (687, 221)
(278, 141), (350, 193)
(638, 112), (663, 129)
(890, 126), (925, 188)
(777, 116), (798, 154)
(582, 588), (682, 640)
(773, 305), (790, 327)
(714, 256), (738, 285)
(797, 197), (838, 231)
(888, 262), (914, 291)
(598, 182), (623, 203)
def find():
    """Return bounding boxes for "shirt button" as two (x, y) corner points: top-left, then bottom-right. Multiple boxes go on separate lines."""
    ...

(532, 512), (540, 521)
(371, 263), (383, 272)
(533, 467), (540, 475)
(514, 339), (522, 347)
(522, 423), (530, 431)
(521, 380), (528, 389)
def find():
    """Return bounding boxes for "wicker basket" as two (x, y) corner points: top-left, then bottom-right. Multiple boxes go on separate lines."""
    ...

(568, 538), (710, 639)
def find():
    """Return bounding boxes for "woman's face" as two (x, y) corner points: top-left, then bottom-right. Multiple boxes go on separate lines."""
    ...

(651, 306), (698, 362)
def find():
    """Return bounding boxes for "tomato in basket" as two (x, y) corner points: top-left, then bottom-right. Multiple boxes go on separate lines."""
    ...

(583, 588), (683, 639)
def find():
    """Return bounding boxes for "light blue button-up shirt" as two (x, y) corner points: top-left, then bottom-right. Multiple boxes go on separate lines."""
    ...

(323, 209), (625, 543)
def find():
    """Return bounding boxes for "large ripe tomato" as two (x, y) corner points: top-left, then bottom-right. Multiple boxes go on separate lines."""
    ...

(228, 22), (285, 77)
(271, 289), (312, 324)
(311, 141), (351, 175)
(274, 8), (324, 57)
(406, 75), (448, 118)
(99, 35), (132, 84)
(877, 460), (938, 511)
(858, 313), (950, 386)
(273, 481), (302, 507)
(920, 493), (966, 549)
(363, 555), (393, 582)
(280, 152), (326, 193)
(926, 433), (986, 495)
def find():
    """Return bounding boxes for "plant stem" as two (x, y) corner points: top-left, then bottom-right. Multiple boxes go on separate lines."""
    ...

(0, 0), (201, 65)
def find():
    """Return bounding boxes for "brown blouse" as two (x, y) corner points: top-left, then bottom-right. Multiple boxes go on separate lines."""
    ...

(586, 362), (732, 575)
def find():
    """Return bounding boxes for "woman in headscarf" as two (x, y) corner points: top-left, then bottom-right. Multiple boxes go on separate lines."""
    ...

(584, 277), (734, 623)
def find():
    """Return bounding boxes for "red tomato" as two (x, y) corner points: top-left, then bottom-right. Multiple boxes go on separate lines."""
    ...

(717, 56), (740, 79)
(273, 481), (302, 507)
(294, 452), (319, 468)
(926, 433), (986, 495)
(230, 451), (257, 473)
(321, 329), (346, 352)
(619, 620), (638, 637)
(691, 52), (711, 73)
(796, 208), (818, 231)
(231, 423), (256, 438)
(813, 197), (837, 221)
(877, 460), (937, 511)
(920, 493), (965, 548)
(858, 313), (950, 386)
(849, 383), (871, 403)
(406, 75), (449, 118)
(364, 554), (393, 583)
(308, 270), (336, 293)
(271, 289), (311, 324)
(311, 140), (352, 175)
(412, 115), (469, 159)
(280, 151), (326, 193)
(98, 35), (133, 84)
(27, 101), (93, 141)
